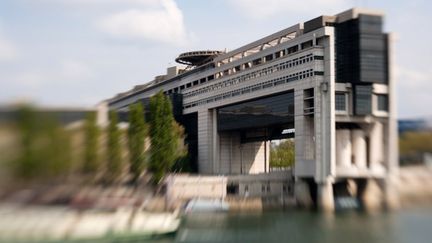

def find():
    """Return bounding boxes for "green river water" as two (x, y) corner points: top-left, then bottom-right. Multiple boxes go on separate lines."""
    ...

(148, 207), (432, 243)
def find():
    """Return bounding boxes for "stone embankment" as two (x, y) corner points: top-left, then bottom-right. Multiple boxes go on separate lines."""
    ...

(398, 165), (432, 207)
(0, 184), (178, 242)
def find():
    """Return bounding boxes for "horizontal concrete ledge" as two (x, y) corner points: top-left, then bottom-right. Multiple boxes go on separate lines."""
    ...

(335, 166), (386, 178)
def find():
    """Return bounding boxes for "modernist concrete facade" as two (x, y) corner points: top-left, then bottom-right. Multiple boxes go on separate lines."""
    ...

(106, 8), (398, 210)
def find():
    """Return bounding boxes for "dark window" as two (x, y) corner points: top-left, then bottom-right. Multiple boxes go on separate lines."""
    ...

(217, 91), (294, 131)
(314, 55), (324, 60)
(241, 89), (251, 94)
(252, 58), (262, 66)
(265, 54), (273, 62)
(301, 40), (313, 49)
(314, 71), (324, 76)
(335, 93), (347, 111)
(377, 94), (388, 111)
(263, 83), (273, 88)
(251, 86), (261, 92)
(354, 85), (372, 115)
(288, 45), (298, 54)
(207, 75), (214, 81)
(193, 80), (199, 86)
(227, 184), (239, 194)
(274, 79), (285, 86)
(335, 14), (388, 84)
(234, 65), (241, 72)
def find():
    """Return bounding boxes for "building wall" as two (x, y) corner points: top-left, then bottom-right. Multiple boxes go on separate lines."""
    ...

(219, 131), (270, 174)
(165, 171), (293, 201)
(107, 10), (396, 202)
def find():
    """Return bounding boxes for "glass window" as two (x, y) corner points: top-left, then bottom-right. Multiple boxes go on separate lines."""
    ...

(217, 91), (294, 131)
(354, 85), (372, 115)
(377, 94), (388, 111)
(335, 93), (347, 111)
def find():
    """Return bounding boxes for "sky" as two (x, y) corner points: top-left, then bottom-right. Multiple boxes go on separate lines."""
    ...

(0, 0), (431, 118)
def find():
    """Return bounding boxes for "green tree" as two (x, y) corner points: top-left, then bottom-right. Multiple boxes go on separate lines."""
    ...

(128, 102), (147, 183)
(15, 105), (40, 179)
(83, 112), (99, 173)
(399, 131), (432, 165)
(270, 139), (295, 169)
(14, 105), (72, 180)
(106, 110), (122, 182)
(149, 91), (181, 183)
(171, 121), (189, 172)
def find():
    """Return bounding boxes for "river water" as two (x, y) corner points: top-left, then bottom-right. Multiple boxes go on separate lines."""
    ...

(151, 208), (432, 243)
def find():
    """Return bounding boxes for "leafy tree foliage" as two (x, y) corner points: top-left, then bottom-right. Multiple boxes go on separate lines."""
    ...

(106, 110), (122, 182)
(83, 112), (99, 173)
(14, 105), (72, 180)
(270, 139), (295, 169)
(127, 102), (147, 182)
(170, 121), (189, 172)
(149, 91), (184, 183)
(399, 131), (432, 165)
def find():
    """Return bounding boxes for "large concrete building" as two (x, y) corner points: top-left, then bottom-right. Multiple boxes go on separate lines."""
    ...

(106, 8), (398, 210)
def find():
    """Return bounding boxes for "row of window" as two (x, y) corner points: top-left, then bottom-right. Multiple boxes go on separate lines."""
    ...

(335, 92), (388, 112)
(217, 38), (313, 68)
(183, 54), (323, 99)
(184, 69), (319, 109)
(163, 43), (323, 96)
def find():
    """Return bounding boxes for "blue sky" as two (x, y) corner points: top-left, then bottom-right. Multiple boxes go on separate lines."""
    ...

(0, 0), (431, 118)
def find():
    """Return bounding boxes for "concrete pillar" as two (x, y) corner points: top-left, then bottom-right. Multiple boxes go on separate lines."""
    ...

(96, 101), (108, 127)
(294, 88), (304, 166)
(352, 130), (367, 168)
(197, 109), (218, 174)
(358, 179), (383, 212)
(317, 178), (335, 212)
(336, 129), (351, 167)
(265, 140), (270, 173)
(295, 179), (313, 208)
(369, 122), (384, 171)
(383, 174), (400, 210)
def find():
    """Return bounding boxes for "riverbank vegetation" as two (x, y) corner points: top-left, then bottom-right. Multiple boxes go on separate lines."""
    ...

(0, 91), (188, 191)
(399, 131), (432, 166)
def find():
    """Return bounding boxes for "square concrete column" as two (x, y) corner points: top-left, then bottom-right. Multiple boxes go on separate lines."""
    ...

(197, 109), (219, 174)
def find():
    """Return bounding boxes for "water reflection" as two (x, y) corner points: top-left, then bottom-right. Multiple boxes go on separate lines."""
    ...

(168, 209), (432, 243)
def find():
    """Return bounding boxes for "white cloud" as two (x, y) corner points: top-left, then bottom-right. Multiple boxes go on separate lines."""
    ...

(0, 38), (16, 61)
(9, 59), (95, 88)
(0, 31), (17, 61)
(95, 0), (191, 46)
(227, 0), (354, 19)
(396, 66), (431, 89)
(24, 0), (160, 7)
